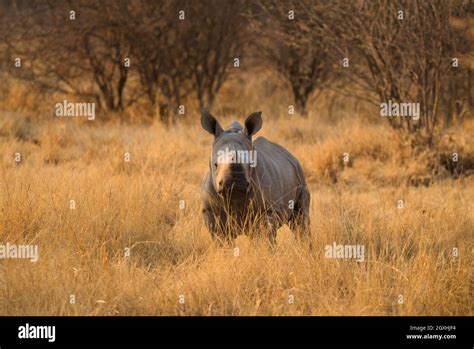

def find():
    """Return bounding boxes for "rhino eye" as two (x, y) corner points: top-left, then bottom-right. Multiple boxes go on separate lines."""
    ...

(214, 163), (218, 170)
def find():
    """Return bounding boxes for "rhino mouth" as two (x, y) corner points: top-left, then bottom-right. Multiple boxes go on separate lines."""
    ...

(222, 179), (249, 194)
(220, 168), (250, 196)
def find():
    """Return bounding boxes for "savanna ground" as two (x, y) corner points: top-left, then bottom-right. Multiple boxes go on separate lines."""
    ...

(0, 78), (473, 316)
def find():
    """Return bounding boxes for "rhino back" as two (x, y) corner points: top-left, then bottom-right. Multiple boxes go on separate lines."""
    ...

(252, 137), (307, 215)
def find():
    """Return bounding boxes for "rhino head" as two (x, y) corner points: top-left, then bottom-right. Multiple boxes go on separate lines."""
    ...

(201, 111), (262, 197)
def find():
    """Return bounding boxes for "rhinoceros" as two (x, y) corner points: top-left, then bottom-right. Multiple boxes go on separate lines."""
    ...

(200, 111), (311, 245)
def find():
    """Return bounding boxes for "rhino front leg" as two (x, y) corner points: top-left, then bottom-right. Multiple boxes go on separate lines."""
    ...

(202, 206), (219, 239)
(202, 207), (234, 246)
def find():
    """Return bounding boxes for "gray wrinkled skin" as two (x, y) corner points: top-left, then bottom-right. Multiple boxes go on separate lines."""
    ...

(200, 111), (311, 245)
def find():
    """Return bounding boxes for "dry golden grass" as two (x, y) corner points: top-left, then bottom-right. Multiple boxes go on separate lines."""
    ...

(0, 110), (473, 316)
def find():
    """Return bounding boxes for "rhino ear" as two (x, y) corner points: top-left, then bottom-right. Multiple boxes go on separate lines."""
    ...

(244, 111), (262, 137)
(201, 110), (223, 137)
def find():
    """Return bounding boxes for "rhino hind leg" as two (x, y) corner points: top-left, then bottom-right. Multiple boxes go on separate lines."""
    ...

(288, 186), (312, 247)
(265, 215), (279, 246)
